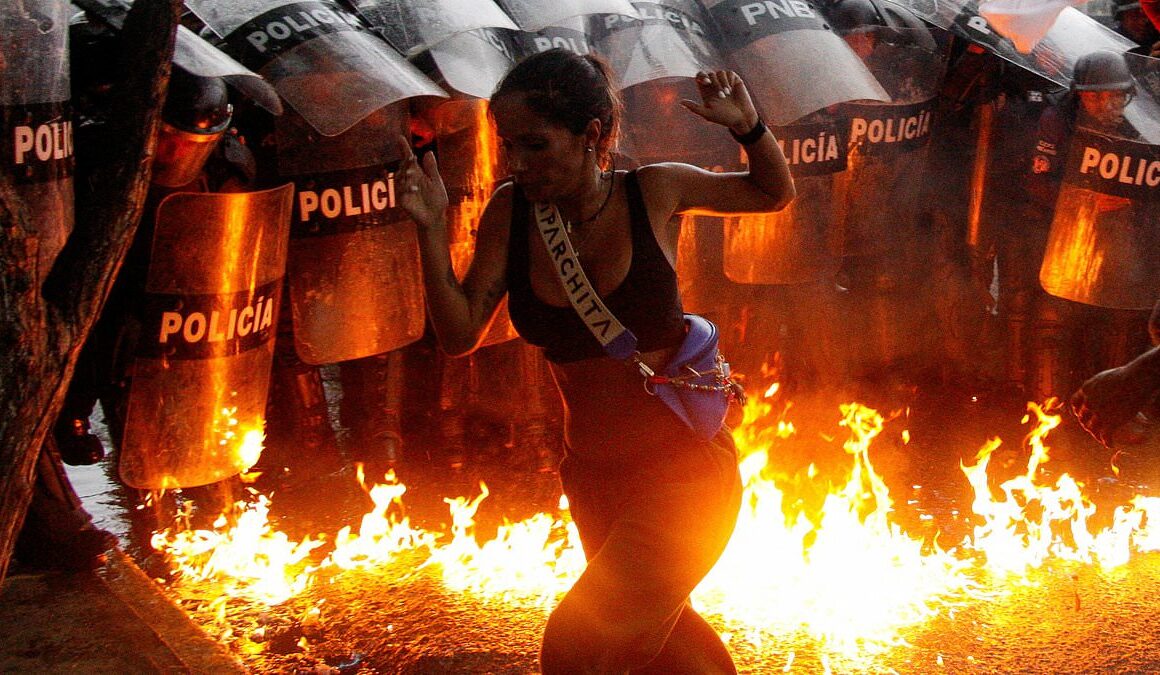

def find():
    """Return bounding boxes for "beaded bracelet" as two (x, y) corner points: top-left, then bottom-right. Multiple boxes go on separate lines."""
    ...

(730, 117), (767, 146)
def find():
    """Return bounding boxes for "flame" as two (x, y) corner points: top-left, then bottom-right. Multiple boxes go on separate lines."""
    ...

(326, 467), (437, 570)
(961, 399), (1160, 572)
(696, 399), (977, 663)
(151, 381), (1160, 664)
(428, 484), (584, 610)
(151, 493), (325, 606)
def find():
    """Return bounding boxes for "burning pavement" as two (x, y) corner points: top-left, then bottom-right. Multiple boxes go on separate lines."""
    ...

(120, 383), (1160, 674)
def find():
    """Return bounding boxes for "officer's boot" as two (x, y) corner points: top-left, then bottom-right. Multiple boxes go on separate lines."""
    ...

(1027, 296), (1071, 405)
(339, 351), (405, 479)
(261, 318), (344, 488)
(438, 352), (471, 470)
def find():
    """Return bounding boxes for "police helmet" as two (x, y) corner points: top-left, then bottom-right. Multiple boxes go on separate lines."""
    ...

(1072, 50), (1135, 92)
(824, 0), (936, 49)
(163, 67), (232, 135)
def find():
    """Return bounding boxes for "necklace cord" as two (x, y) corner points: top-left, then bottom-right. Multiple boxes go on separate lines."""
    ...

(566, 163), (616, 233)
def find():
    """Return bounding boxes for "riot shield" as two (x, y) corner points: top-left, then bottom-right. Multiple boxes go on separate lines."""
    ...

(1, 1), (72, 285)
(589, 0), (725, 89)
(174, 25), (282, 115)
(833, 31), (945, 257)
(496, 0), (639, 32)
(512, 15), (594, 57)
(1039, 126), (1160, 309)
(185, 0), (446, 136)
(276, 105), (427, 364)
(434, 98), (519, 347)
(419, 28), (519, 99)
(724, 112), (847, 284)
(619, 77), (740, 168)
(352, 0), (517, 56)
(1125, 52), (1160, 144)
(885, 0), (1134, 88)
(119, 184), (294, 490)
(703, 0), (889, 127)
(72, 1), (283, 115)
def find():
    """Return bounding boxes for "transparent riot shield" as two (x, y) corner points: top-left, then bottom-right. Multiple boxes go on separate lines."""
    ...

(724, 112), (846, 284)
(512, 15), (593, 57)
(120, 184), (294, 489)
(351, 0), (517, 56)
(1039, 126), (1160, 309)
(619, 77), (739, 168)
(496, 0), (638, 32)
(74, 1), (283, 115)
(885, 0), (1134, 88)
(703, 0), (889, 127)
(833, 32), (945, 257)
(1125, 52), (1160, 144)
(185, 0), (446, 136)
(276, 104), (427, 364)
(1, 1), (72, 285)
(352, 0), (518, 98)
(174, 25), (282, 114)
(589, 0), (725, 88)
(420, 28), (519, 99)
(433, 98), (519, 347)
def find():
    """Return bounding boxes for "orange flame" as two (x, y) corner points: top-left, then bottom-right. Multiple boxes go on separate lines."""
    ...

(151, 384), (1160, 665)
(960, 399), (1160, 572)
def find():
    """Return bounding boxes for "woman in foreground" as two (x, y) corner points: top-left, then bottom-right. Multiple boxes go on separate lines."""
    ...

(397, 48), (794, 673)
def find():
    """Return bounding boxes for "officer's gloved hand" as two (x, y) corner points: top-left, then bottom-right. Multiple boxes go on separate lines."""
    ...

(1071, 352), (1160, 448)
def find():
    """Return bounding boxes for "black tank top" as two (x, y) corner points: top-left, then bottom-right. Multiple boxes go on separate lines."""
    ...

(507, 170), (686, 364)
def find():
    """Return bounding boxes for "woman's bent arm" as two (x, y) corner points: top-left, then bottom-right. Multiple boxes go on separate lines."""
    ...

(396, 136), (510, 356)
(645, 70), (796, 217)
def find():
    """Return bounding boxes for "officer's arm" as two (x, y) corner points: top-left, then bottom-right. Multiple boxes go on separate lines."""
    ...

(1071, 344), (1160, 447)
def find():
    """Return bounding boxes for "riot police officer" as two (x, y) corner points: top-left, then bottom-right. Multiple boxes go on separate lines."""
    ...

(52, 66), (239, 468)
(1016, 50), (1152, 404)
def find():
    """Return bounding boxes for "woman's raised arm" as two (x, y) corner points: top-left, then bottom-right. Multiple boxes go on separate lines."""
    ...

(395, 135), (510, 356)
(641, 70), (796, 217)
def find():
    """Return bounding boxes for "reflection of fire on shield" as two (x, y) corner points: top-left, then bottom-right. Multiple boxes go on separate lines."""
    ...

(702, 0), (886, 283)
(1, 1), (74, 285)
(276, 105), (426, 365)
(833, 32), (944, 257)
(120, 184), (294, 489)
(1039, 126), (1160, 309)
(434, 98), (519, 347)
(186, 0), (446, 136)
(724, 114), (847, 284)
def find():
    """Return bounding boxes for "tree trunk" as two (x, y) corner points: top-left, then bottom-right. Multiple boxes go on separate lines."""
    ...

(0, 0), (180, 583)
